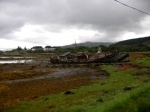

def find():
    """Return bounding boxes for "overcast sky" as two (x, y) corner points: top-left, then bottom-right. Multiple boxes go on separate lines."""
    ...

(0, 0), (150, 50)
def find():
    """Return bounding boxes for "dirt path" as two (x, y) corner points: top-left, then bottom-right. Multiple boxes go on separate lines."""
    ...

(0, 66), (108, 109)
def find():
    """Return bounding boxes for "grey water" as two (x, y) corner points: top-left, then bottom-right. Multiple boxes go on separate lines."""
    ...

(0, 56), (35, 64)
(0, 60), (33, 64)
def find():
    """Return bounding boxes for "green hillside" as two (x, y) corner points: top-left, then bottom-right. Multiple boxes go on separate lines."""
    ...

(112, 36), (150, 46)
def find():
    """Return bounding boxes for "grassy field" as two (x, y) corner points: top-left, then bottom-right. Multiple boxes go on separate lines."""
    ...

(1, 52), (150, 112)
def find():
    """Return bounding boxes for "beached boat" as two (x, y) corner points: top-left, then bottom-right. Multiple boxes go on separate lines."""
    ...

(50, 50), (129, 64)
(50, 46), (129, 64)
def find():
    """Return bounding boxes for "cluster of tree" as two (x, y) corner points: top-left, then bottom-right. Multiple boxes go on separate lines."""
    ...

(54, 46), (97, 53)
(18, 45), (150, 53)
(0, 50), (3, 54)
(2, 44), (150, 55)
(6, 46), (55, 54)
(54, 44), (150, 54)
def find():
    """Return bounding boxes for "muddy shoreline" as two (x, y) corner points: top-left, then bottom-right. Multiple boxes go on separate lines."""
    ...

(0, 62), (108, 108)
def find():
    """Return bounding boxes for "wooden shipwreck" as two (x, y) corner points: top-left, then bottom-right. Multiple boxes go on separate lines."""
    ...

(50, 50), (130, 64)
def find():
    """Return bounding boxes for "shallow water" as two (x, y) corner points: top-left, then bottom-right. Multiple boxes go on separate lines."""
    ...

(0, 56), (34, 59)
(0, 60), (33, 64)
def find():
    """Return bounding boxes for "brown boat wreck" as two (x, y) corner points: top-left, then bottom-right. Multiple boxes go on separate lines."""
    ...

(50, 50), (130, 64)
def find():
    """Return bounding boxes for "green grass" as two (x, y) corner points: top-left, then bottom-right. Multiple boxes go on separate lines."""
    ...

(3, 63), (150, 112)
(133, 57), (150, 67)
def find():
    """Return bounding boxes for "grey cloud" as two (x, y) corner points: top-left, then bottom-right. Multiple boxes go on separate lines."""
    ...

(0, 0), (150, 42)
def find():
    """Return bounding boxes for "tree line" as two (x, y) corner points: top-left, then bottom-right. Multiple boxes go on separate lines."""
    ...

(1, 44), (149, 55)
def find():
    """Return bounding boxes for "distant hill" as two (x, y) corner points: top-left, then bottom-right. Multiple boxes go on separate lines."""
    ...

(111, 36), (150, 46)
(62, 36), (150, 48)
(63, 42), (112, 48)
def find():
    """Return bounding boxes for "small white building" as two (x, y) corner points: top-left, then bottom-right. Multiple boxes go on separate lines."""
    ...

(44, 46), (56, 51)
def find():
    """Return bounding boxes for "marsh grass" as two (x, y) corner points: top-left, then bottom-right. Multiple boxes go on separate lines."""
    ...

(3, 64), (150, 112)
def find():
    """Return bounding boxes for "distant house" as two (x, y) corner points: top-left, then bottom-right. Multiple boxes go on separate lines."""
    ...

(44, 46), (56, 51)
(31, 46), (43, 51)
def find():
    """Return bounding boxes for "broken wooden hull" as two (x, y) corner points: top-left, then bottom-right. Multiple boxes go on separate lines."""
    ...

(118, 53), (130, 62)
(50, 51), (130, 64)
(87, 52), (119, 63)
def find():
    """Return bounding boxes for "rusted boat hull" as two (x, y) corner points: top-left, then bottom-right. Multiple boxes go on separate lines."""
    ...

(87, 52), (119, 63)
(50, 51), (129, 64)
(118, 53), (130, 62)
